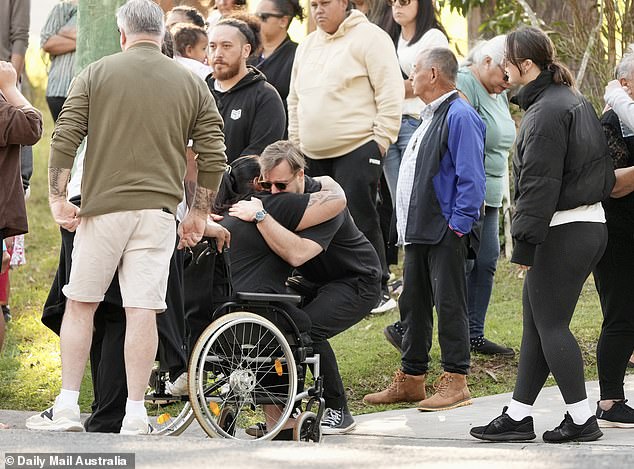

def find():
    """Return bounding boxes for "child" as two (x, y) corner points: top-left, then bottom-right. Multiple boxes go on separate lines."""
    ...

(172, 23), (211, 80)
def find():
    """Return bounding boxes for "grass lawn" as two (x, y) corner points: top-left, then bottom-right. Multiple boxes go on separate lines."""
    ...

(0, 91), (621, 417)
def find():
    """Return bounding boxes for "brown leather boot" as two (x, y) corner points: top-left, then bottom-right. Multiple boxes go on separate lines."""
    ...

(363, 370), (426, 405)
(417, 372), (472, 411)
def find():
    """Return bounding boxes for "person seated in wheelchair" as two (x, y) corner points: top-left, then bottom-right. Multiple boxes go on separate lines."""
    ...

(229, 141), (382, 435)
(185, 154), (347, 438)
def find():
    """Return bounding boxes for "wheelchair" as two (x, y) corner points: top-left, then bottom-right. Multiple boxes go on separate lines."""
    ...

(145, 239), (325, 441)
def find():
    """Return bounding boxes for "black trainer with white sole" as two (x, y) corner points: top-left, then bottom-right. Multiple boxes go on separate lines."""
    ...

(596, 400), (634, 428)
(320, 407), (356, 435)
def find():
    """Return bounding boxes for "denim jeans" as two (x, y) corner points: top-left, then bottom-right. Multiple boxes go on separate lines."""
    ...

(383, 115), (421, 204)
(466, 206), (500, 338)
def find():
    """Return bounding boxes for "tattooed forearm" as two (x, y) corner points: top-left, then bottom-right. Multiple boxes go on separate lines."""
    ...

(307, 191), (346, 208)
(49, 167), (71, 201)
(185, 180), (197, 209)
(192, 186), (217, 214)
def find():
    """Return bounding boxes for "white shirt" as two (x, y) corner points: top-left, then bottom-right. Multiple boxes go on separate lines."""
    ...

(174, 56), (212, 81)
(605, 80), (634, 132)
(396, 90), (458, 245)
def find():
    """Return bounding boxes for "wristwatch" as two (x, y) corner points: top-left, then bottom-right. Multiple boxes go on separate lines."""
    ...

(254, 209), (268, 224)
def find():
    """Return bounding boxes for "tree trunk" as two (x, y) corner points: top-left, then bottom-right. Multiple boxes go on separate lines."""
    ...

(76, 0), (127, 73)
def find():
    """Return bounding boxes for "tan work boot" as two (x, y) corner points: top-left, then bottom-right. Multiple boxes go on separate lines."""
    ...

(417, 371), (472, 411)
(363, 370), (426, 405)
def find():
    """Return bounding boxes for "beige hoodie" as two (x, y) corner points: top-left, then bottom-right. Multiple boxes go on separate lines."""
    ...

(288, 10), (403, 159)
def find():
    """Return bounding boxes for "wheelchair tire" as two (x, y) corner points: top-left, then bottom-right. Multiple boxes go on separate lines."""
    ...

(145, 368), (195, 436)
(293, 411), (322, 443)
(188, 312), (298, 441)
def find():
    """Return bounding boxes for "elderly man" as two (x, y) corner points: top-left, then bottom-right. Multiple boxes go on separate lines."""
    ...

(594, 48), (634, 428)
(287, 0), (403, 313)
(26, 0), (226, 435)
(206, 17), (285, 163)
(363, 48), (486, 411)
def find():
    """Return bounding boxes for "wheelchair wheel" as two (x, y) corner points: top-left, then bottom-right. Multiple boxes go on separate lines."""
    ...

(145, 369), (195, 436)
(293, 411), (322, 443)
(188, 312), (298, 441)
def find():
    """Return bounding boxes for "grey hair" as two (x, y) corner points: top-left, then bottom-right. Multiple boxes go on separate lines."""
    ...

(616, 44), (634, 80)
(463, 35), (506, 67)
(116, 0), (165, 37)
(417, 47), (458, 83)
(260, 141), (306, 175)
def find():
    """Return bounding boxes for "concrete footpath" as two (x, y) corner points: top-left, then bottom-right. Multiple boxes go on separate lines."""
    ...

(0, 376), (632, 468)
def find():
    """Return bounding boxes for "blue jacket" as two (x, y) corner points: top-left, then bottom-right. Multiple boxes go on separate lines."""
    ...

(404, 94), (486, 245)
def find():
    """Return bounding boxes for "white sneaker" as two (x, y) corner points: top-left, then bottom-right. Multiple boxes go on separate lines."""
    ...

(370, 295), (397, 315)
(165, 372), (188, 396)
(120, 414), (153, 435)
(26, 405), (84, 432)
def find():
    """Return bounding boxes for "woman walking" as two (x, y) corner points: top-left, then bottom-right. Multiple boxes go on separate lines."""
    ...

(470, 27), (614, 443)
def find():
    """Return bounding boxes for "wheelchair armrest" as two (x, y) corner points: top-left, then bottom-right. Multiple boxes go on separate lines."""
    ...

(236, 291), (302, 306)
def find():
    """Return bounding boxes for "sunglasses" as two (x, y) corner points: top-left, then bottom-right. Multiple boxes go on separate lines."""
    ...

(387, 0), (413, 6)
(258, 178), (291, 191)
(256, 12), (285, 21)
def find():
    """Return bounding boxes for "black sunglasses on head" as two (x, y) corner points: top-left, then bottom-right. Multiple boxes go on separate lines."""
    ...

(256, 12), (285, 21)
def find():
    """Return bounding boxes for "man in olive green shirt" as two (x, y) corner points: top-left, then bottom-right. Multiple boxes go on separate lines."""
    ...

(26, 0), (226, 435)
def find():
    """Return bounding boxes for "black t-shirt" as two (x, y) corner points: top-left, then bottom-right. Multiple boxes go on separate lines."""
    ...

(219, 191), (309, 292)
(297, 177), (382, 283)
(601, 109), (634, 233)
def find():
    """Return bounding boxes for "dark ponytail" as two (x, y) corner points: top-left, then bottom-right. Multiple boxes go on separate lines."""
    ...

(506, 27), (575, 88)
(213, 156), (262, 213)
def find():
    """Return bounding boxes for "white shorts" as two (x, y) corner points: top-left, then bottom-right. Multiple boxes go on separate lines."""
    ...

(62, 209), (176, 311)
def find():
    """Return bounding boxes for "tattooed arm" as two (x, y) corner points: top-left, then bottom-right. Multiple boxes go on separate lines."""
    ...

(177, 185), (218, 249)
(184, 147), (198, 208)
(49, 167), (80, 231)
(228, 196), (325, 267)
(295, 175), (346, 231)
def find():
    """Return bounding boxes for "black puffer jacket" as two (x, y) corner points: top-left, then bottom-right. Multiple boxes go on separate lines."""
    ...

(510, 70), (615, 265)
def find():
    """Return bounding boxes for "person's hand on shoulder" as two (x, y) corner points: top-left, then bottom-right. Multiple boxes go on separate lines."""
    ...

(228, 197), (264, 222)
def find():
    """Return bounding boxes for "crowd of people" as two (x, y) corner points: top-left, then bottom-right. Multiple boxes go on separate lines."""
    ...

(0, 0), (633, 441)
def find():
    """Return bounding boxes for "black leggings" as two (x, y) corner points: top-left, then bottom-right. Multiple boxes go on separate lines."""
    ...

(513, 222), (607, 405)
(594, 225), (634, 400)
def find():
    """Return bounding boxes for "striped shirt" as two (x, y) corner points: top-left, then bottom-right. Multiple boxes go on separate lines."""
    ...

(40, 1), (77, 98)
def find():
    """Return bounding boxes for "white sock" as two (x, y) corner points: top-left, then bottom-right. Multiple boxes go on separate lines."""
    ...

(566, 399), (592, 425)
(55, 389), (80, 409)
(125, 399), (147, 418)
(506, 399), (533, 421)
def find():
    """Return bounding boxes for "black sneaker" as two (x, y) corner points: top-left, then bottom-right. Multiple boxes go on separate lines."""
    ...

(542, 413), (603, 443)
(470, 336), (515, 357)
(384, 321), (404, 353)
(320, 407), (356, 435)
(596, 400), (634, 428)
(470, 406), (536, 441)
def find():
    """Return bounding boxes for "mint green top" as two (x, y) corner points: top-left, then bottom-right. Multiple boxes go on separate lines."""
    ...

(457, 67), (516, 207)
